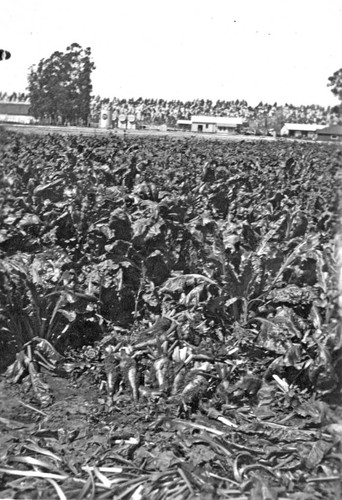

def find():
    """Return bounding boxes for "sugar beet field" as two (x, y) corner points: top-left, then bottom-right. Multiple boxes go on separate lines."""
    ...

(0, 129), (342, 499)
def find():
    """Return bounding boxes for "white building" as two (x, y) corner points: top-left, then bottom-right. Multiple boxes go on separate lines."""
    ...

(177, 115), (246, 134)
(177, 119), (192, 131)
(0, 101), (37, 124)
(280, 123), (326, 139)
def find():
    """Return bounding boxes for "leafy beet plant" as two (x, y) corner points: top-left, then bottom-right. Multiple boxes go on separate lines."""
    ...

(0, 131), (341, 399)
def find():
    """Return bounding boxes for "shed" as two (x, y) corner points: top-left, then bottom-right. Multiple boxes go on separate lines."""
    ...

(280, 123), (326, 139)
(177, 119), (192, 131)
(316, 124), (342, 142)
(0, 101), (37, 124)
(191, 115), (244, 134)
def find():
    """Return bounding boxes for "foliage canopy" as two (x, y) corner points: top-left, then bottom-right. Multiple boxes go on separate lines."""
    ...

(27, 43), (95, 125)
(328, 67), (342, 104)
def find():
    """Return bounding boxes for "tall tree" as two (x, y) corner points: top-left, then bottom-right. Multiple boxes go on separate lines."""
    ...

(328, 68), (342, 122)
(28, 43), (95, 125)
(328, 68), (342, 102)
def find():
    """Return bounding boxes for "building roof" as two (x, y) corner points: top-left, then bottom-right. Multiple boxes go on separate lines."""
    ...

(217, 122), (239, 128)
(0, 101), (30, 108)
(0, 101), (31, 116)
(191, 115), (244, 125)
(317, 124), (342, 135)
(283, 123), (326, 132)
(177, 119), (192, 125)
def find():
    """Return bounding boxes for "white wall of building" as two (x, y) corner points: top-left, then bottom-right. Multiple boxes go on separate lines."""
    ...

(0, 114), (37, 124)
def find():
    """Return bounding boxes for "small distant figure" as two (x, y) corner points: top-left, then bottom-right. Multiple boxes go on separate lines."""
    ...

(0, 50), (11, 61)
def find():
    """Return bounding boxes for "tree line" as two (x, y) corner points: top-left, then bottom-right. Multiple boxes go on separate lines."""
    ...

(26, 43), (342, 126)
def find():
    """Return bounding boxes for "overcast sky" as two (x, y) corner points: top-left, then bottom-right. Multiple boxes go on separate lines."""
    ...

(1, 0), (341, 106)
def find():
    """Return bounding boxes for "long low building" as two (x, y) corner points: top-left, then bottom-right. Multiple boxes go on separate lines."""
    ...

(280, 123), (326, 139)
(191, 115), (246, 134)
(316, 124), (342, 142)
(177, 115), (246, 134)
(0, 101), (37, 124)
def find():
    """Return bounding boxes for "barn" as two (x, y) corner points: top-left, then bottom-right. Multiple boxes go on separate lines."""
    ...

(280, 123), (326, 139)
(0, 101), (37, 124)
(190, 115), (245, 134)
(316, 124), (342, 142)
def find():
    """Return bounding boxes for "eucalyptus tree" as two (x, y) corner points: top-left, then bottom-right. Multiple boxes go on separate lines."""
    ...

(28, 43), (95, 125)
